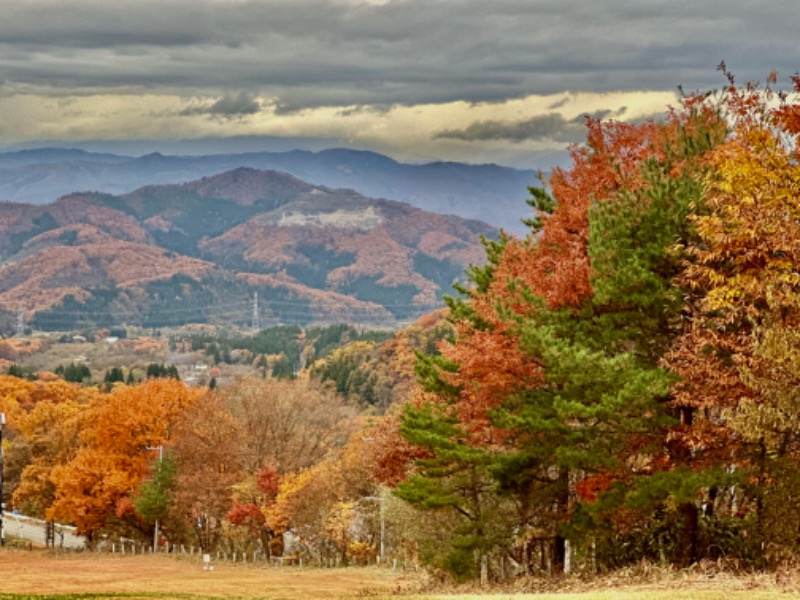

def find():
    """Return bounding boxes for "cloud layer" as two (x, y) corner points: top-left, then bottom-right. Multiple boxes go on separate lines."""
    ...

(0, 0), (797, 165)
(435, 109), (628, 144)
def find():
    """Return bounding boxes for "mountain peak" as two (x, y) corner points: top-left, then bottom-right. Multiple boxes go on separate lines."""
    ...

(183, 168), (315, 206)
(0, 146), (537, 234)
(317, 148), (400, 167)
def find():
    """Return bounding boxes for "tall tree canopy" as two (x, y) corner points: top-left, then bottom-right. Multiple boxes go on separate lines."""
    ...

(392, 72), (800, 577)
(48, 379), (203, 538)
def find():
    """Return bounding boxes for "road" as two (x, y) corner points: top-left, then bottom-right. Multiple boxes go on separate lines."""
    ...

(2, 512), (84, 549)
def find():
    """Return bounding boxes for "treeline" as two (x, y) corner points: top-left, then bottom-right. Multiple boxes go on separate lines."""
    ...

(176, 323), (391, 359)
(311, 313), (453, 410)
(173, 324), (393, 382)
(4, 322), (410, 406)
(29, 274), (317, 332)
(0, 315), (456, 565)
(0, 377), (410, 565)
(16, 362), (179, 385)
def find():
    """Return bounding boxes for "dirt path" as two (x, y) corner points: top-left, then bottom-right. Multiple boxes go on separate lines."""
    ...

(0, 550), (420, 599)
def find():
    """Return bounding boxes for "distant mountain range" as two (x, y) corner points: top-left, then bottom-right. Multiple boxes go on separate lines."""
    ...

(0, 168), (496, 333)
(0, 147), (537, 235)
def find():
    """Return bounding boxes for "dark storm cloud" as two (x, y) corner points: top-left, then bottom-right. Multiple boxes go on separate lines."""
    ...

(548, 97), (571, 110)
(436, 113), (583, 143)
(1, 0), (798, 109)
(180, 93), (264, 117)
(435, 108), (627, 143)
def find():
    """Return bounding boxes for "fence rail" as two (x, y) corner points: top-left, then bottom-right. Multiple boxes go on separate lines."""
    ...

(0, 514), (414, 571)
(2, 511), (84, 549)
(93, 542), (408, 570)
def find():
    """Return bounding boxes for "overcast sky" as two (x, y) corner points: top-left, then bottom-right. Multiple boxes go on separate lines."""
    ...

(0, 0), (797, 167)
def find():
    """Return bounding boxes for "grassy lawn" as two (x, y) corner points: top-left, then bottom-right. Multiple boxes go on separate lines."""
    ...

(0, 550), (794, 600)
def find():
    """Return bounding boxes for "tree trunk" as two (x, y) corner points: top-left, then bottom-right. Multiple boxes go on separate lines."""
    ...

(676, 502), (698, 567)
(552, 468), (570, 574)
(480, 554), (489, 587)
(553, 535), (566, 574)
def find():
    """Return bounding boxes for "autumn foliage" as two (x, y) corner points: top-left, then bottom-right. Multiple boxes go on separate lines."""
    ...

(5, 70), (800, 582)
(46, 379), (204, 537)
(389, 69), (800, 577)
(5, 373), (372, 557)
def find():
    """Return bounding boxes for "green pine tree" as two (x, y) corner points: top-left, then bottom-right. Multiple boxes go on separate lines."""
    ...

(395, 403), (512, 580)
(135, 452), (178, 543)
(399, 112), (726, 576)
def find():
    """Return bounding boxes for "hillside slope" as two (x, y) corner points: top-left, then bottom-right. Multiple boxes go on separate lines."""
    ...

(0, 168), (495, 332)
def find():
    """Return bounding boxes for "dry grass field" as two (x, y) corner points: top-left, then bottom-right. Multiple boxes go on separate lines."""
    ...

(0, 550), (420, 599)
(0, 550), (796, 600)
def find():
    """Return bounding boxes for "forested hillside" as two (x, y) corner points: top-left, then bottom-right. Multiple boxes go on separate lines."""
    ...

(0, 168), (495, 331)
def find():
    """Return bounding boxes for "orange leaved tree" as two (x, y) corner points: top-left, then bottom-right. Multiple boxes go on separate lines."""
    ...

(48, 379), (202, 541)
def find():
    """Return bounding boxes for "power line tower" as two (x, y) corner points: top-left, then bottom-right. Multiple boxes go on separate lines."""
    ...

(15, 305), (24, 338)
(252, 292), (260, 331)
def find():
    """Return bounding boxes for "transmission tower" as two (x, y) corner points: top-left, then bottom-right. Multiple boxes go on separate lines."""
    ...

(252, 292), (260, 330)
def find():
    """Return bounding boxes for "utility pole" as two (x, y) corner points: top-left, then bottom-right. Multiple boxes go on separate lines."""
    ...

(0, 413), (5, 547)
(146, 445), (164, 552)
(379, 487), (385, 563)
(252, 292), (260, 330)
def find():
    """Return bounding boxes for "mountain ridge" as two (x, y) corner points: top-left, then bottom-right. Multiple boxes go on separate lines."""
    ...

(0, 147), (536, 235)
(0, 167), (496, 333)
